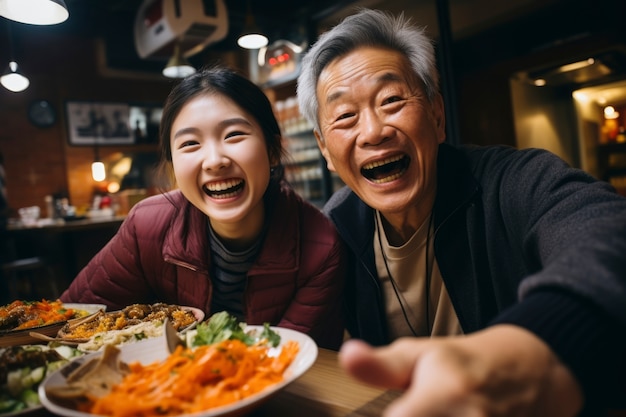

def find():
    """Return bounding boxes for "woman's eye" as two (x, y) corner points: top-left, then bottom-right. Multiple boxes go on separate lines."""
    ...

(336, 113), (354, 122)
(178, 139), (199, 148)
(225, 130), (246, 139)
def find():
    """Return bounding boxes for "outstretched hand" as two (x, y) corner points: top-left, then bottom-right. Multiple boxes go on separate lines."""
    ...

(338, 324), (583, 417)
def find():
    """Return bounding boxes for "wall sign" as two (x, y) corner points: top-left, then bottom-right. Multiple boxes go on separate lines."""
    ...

(66, 101), (133, 145)
(65, 101), (163, 146)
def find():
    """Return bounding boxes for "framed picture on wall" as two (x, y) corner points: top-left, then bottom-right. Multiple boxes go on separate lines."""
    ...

(66, 101), (134, 145)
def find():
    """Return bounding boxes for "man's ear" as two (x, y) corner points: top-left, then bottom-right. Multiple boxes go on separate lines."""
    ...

(433, 93), (446, 144)
(314, 130), (336, 172)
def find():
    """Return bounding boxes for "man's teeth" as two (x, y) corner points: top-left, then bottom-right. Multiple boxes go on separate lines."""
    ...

(361, 154), (408, 183)
(362, 155), (404, 171)
(372, 172), (402, 184)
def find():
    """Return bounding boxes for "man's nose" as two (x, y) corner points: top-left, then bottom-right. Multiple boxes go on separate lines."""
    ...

(357, 110), (393, 147)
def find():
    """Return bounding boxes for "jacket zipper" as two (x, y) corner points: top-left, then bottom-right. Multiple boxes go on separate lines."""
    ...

(164, 257), (201, 272)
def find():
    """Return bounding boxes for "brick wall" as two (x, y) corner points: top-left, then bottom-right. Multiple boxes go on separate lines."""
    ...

(0, 33), (175, 217)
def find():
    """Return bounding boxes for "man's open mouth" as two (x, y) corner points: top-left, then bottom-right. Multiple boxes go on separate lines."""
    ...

(203, 179), (245, 199)
(361, 155), (410, 183)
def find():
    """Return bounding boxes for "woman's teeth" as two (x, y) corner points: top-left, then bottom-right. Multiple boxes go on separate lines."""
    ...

(204, 179), (244, 198)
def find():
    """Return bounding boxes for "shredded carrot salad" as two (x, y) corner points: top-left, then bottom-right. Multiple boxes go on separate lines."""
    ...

(85, 338), (300, 417)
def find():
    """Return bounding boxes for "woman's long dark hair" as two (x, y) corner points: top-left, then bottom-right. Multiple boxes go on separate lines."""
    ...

(157, 66), (286, 188)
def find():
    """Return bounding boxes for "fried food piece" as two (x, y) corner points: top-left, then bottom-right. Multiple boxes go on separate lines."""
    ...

(59, 304), (197, 340)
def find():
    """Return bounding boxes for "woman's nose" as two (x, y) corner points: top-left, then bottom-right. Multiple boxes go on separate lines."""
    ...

(201, 144), (230, 171)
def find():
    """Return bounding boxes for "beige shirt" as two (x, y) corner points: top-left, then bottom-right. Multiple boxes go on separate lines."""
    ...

(374, 211), (463, 339)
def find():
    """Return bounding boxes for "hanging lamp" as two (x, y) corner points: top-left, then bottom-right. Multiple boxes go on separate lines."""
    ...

(0, 0), (69, 25)
(91, 160), (106, 182)
(91, 144), (106, 182)
(237, 2), (268, 50)
(162, 43), (196, 79)
(1, 21), (29, 92)
(1, 61), (29, 92)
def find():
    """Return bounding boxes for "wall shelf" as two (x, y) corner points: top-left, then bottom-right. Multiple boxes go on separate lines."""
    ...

(597, 142), (626, 195)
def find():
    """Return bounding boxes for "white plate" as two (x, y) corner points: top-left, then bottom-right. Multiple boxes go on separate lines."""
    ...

(39, 326), (318, 417)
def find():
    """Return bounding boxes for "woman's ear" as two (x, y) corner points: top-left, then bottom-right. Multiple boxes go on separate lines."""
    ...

(269, 136), (282, 167)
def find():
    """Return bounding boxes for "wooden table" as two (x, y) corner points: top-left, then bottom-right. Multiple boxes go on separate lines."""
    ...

(4, 217), (125, 298)
(6, 216), (126, 233)
(254, 348), (401, 417)
(24, 347), (626, 417)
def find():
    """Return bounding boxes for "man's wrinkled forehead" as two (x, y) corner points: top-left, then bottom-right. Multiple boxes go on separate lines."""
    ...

(322, 72), (405, 107)
(316, 47), (420, 99)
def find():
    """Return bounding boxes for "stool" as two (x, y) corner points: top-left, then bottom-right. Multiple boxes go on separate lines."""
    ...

(1, 257), (59, 301)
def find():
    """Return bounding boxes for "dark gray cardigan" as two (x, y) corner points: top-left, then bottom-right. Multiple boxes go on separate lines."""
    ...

(324, 143), (626, 412)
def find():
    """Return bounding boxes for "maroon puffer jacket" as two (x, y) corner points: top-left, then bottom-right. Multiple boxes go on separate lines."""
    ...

(61, 182), (346, 350)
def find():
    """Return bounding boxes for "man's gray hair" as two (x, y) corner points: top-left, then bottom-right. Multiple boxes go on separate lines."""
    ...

(296, 8), (440, 135)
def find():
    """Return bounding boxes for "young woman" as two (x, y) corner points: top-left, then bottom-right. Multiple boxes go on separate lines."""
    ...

(61, 67), (346, 349)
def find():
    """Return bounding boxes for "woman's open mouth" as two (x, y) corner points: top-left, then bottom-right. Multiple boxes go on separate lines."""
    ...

(361, 155), (410, 184)
(203, 179), (245, 199)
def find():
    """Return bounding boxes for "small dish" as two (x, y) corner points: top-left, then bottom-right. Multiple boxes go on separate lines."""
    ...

(0, 304), (106, 348)
(51, 305), (204, 349)
(0, 344), (84, 416)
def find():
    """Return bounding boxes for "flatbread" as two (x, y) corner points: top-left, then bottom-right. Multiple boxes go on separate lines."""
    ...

(44, 344), (129, 407)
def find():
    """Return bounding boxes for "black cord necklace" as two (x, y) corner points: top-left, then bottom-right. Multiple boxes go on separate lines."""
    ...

(376, 212), (434, 337)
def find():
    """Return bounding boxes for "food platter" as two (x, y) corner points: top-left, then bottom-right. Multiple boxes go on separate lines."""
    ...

(39, 326), (318, 417)
(0, 303), (106, 348)
(0, 343), (83, 417)
(52, 304), (204, 350)
(0, 304), (205, 417)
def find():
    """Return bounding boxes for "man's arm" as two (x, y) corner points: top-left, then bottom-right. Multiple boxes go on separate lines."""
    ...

(339, 324), (584, 417)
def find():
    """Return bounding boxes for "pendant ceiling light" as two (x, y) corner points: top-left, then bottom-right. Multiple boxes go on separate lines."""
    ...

(91, 144), (105, 182)
(91, 160), (106, 182)
(162, 43), (196, 79)
(0, 0), (69, 25)
(1, 61), (29, 92)
(237, 2), (268, 50)
(1, 21), (29, 93)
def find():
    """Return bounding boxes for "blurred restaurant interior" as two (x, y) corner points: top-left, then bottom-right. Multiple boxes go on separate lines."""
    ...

(0, 0), (625, 300)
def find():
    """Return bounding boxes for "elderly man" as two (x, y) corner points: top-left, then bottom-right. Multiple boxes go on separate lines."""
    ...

(297, 8), (626, 417)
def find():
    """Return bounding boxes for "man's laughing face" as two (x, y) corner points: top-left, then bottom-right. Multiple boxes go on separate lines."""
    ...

(315, 46), (446, 220)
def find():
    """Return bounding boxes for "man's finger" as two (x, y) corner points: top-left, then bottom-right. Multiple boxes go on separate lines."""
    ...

(338, 338), (424, 389)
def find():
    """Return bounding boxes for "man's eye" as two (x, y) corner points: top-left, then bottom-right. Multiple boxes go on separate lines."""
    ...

(336, 113), (354, 121)
(383, 96), (403, 105)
